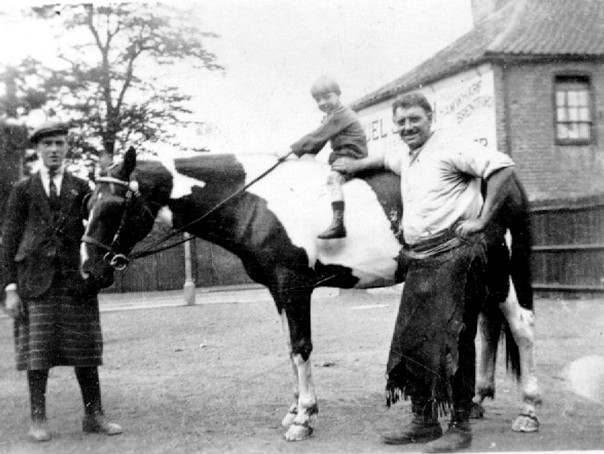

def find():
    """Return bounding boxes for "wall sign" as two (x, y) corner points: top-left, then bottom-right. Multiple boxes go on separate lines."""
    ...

(357, 63), (497, 155)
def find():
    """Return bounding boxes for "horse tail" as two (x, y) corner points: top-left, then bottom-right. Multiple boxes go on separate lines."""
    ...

(502, 315), (522, 380)
(507, 174), (534, 311)
(499, 173), (533, 380)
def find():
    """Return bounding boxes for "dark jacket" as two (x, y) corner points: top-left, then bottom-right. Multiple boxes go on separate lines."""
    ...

(290, 104), (368, 164)
(1, 171), (92, 299)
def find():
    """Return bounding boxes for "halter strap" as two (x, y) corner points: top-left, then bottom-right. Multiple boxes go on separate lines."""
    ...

(86, 152), (294, 264)
(95, 176), (131, 187)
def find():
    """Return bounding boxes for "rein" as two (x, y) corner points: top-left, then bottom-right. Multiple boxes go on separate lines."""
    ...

(86, 152), (293, 266)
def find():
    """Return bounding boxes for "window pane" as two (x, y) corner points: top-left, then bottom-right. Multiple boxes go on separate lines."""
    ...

(579, 107), (590, 121)
(556, 91), (566, 106)
(568, 91), (579, 106)
(567, 123), (579, 139)
(578, 124), (590, 139)
(557, 107), (567, 121)
(569, 107), (579, 121)
(578, 90), (589, 106)
(557, 124), (569, 139)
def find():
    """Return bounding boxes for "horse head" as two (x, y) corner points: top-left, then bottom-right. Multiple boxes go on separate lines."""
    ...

(80, 146), (157, 289)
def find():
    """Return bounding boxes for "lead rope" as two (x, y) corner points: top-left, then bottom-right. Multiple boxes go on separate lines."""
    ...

(128, 151), (295, 260)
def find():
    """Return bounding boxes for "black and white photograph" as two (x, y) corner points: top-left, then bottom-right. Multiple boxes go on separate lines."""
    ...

(1, 1), (603, 453)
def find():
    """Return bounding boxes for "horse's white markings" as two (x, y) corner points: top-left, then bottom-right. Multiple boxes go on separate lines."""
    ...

(238, 155), (401, 288)
(156, 155), (206, 199)
(349, 304), (389, 310)
(156, 206), (174, 228)
(80, 242), (90, 278)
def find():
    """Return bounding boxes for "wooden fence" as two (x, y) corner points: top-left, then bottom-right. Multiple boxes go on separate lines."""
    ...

(105, 225), (254, 293)
(530, 196), (604, 294)
(106, 196), (604, 295)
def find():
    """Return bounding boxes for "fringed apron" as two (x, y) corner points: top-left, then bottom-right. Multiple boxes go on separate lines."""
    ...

(386, 232), (488, 415)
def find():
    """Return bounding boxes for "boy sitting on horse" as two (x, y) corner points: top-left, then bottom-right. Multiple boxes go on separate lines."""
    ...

(284, 76), (368, 239)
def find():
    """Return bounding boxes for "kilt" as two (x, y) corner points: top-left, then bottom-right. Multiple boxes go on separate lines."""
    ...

(385, 235), (488, 414)
(14, 285), (103, 371)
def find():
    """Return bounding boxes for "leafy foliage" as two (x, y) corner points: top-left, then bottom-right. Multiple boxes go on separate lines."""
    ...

(1, 3), (223, 164)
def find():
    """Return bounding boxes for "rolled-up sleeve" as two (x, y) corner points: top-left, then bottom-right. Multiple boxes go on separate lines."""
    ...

(449, 139), (514, 179)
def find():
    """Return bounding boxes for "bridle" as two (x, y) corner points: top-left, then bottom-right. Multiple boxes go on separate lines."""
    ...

(82, 150), (295, 271)
(82, 176), (147, 271)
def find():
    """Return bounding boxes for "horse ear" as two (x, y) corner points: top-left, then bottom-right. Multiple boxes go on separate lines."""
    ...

(123, 147), (137, 176)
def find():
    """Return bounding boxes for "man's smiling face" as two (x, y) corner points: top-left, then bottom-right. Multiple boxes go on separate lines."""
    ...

(393, 105), (432, 150)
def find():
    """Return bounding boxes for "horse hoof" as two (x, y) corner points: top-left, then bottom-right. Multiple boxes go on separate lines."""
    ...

(281, 411), (297, 427)
(284, 422), (313, 441)
(469, 402), (485, 419)
(512, 414), (539, 432)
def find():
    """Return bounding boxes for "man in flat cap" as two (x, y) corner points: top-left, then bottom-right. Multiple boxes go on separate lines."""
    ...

(1, 120), (122, 442)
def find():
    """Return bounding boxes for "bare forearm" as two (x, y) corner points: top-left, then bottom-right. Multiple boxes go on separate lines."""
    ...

(331, 154), (386, 175)
(480, 166), (515, 224)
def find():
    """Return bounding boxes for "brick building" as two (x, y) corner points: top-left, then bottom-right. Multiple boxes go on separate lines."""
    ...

(352, 0), (604, 202)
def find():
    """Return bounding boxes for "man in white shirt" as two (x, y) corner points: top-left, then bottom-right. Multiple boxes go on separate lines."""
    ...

(333, 92), (515, 452)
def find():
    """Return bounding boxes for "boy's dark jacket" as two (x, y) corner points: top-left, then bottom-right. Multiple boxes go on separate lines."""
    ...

(1, 171), (93, 300)
(290, 104), (368, 164)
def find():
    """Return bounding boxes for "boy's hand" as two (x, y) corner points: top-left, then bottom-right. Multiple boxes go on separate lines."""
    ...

(331, 158), (359, 175)
(276, 149), (296, 161)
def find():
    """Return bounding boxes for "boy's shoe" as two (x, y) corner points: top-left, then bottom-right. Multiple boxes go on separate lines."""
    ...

(28, 420), (51, 442)
(424, 421), (472, 453)
(382, 420), (443, 445)
(317, 224), (346, 239)
(83, 413), (123, 435)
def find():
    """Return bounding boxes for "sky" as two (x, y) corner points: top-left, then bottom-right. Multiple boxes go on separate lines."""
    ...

(0, 0), (474, 155)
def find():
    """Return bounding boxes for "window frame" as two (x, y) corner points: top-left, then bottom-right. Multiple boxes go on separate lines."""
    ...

(553, 73), (594, 146)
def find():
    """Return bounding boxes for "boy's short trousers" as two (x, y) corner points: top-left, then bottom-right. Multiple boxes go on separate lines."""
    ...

(328, 146), (367, 165)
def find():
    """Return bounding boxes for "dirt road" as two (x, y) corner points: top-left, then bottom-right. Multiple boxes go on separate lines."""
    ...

(1, 288), (603, 453)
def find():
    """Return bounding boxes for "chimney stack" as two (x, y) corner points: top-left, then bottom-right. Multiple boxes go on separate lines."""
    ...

(471, 0), (514, 25)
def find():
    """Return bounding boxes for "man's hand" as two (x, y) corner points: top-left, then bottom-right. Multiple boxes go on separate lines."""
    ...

(331, 158), (359, 176)
(455, 218), (487, 238)
(4, 289), (22, 319)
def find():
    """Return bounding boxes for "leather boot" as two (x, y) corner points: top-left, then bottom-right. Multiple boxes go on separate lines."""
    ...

(382, 400), (442, 445)
(318, 202), (346, 239)
(424, 420), (472, 452)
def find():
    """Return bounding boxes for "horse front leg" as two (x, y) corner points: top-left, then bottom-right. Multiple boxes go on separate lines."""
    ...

(279, 310), (300, 428)
(499, 280), (541, 433)
(472, 309), (502, 419)
(271, 283), (318, 441)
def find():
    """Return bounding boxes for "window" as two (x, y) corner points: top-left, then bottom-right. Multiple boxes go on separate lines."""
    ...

(555, 75), (592, 145)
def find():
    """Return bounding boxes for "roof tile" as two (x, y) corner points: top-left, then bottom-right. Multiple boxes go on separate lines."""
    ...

(353, 0), (604, 109)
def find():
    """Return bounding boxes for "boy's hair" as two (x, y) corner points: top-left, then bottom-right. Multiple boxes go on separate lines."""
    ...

(310, 76), (341, 97)
(392, 92), (432, 116)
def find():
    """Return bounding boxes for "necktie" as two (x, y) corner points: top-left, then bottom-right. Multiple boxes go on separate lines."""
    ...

(49, 172), (60, 211)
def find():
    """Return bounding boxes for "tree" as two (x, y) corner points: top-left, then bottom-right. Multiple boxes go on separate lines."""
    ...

(26, 3), (223, 162)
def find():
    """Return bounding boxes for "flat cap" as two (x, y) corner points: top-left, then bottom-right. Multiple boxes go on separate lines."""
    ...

(29, 120), (69, 144)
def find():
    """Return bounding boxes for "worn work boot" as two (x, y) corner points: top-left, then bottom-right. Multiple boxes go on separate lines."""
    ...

(382, 399), (442, 445)
(318, 204), (346, 239)
(382, 419), (443, 445)
(424, 421), (472, 453)
(83, 412), (123, 435)
(28, 419), (51, 442)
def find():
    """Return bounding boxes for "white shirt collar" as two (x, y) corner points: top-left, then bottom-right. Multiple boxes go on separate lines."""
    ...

(40, 164), (65, 178)
(40, 164), (65, 195)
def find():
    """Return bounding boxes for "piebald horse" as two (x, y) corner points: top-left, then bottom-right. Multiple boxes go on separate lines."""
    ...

(80, 147), (541, 441)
